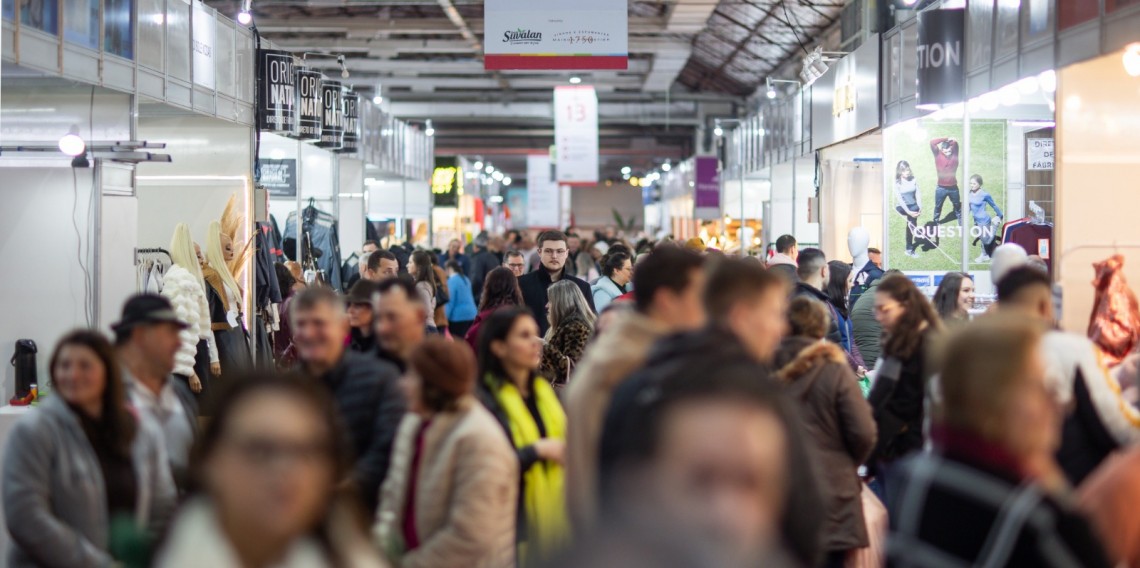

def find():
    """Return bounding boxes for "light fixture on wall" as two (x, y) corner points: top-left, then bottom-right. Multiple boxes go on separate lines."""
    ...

(661, 160), (671, 172)
(766, 78), (777, 99)
(237, 0), (253, 25)
(58, 125), (86, 156)
(424, 119), (435, 137)
(1124, 43), (1140, 77)
(503, 176), (512, 186)
(569, 76), (582, 84)
(473, 160), (484, 170)
(485, 164), (495, 174)
(713, 119), (724, 137)
(766, 77), (801, 99)
(338, 55), (350, 79)
(620, 166), (631, 175)
(492, 171), (504, 182)
(373, 82), (383, 104)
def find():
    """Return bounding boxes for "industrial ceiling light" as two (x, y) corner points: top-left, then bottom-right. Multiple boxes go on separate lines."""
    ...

(503, 176), (512, 186)
(799, 47), (829, 86)
(473, 160), (484, 170)
(338, 55), (349, 79)
(424, 119), (435, 137)
(58, 125), (85, 157)
(372, 82), (383, 105)
(569, 76), (582, 85)
(766, 78), (777, 99)
(485, 164), (495, 174)
(237, 0), (252, 25)
(492, 171), (504, 182)
(713, 119), (724, 137)
(373, 95), (383, 104)
(620, 166), (631, 175)
(661, 161), (671, 172)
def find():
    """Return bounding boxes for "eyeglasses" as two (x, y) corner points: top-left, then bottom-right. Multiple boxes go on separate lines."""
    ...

(541, 248), (568, 257)
(507, 263), (526, 269)
(226, 435), (332, 468)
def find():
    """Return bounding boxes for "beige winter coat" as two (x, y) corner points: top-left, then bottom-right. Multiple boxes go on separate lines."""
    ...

(374, 396), (518, 568)
(563, 311), (669, 535)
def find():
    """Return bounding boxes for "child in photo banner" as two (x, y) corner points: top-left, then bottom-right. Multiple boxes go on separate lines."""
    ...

(967, 174), (1003, 263)
(894, 160), (922, 258)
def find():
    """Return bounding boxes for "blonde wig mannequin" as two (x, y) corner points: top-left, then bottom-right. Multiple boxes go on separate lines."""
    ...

(207, 221), (243, 300)
(170, 223), (204, 282)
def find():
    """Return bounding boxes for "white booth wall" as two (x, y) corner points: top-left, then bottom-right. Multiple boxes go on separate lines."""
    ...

(767, 156), (819, 247)
(1056, 51), (1140, 334)
(262, 133), (341, 259)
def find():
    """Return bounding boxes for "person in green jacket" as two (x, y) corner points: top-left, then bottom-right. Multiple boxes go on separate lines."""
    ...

(849, 269), (902, 371)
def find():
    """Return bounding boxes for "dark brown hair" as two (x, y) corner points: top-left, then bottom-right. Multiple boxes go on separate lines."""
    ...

(703, 257), (786, 320)
(787, 297), (828, 339)
(877, 274), (943, 359)
(409, 337), (477, 412)
(410, 250), (436, 290)
(537, 230), (568, 249)
(50, 330), (137, 458)
(479, 267), (524, 311)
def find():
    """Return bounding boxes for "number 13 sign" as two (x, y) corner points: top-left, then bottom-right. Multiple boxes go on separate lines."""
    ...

(554, 86), (598, 184)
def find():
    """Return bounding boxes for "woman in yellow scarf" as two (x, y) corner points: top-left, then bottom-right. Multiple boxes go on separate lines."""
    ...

(476, 307), (570, 566)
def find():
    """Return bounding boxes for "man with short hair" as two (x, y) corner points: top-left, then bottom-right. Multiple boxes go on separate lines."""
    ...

(374, 278), (429, 372)
(468, 234), (504, 300)
(566, 233), (583, 277)
(438, 238), (469, 275)
(345, 240), (382, 289)
(362, 250), (399, 282)
(565, 245), (707, 533)
(503, 250), (527, 278)
(112, 294), (198, 492)
(767, 234), (799, 282)
(996, 266), (1140, 485)
(518, 230), (596, 335)
(291, 287), (405, 511)
(791, 248), (841, 345)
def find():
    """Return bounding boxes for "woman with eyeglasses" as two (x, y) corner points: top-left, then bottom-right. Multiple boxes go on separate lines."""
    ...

(540, 281), (597, 387)
(590, 252), (632, 312)
(3, 330), (176, 568)
(375, 337), (518, 568)
(476, 308), (569, 566)
(155, 374), (383, 568)
(868, 275), (943, 479)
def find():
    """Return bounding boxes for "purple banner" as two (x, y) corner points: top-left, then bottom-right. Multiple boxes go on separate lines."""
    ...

(695, 156), (720, 209)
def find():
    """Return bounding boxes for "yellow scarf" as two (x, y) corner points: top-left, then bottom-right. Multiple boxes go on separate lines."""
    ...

(488, 374), (569, 563)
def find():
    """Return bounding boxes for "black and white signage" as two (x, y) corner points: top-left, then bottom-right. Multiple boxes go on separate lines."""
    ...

(1028, 138), (1054, 170)
(258, 159), (297, 197)
(337, 91), (360, 154)
(916, 9), (965, 110)
(258, 49), (297, 132)
(294, 68), (323, 141)
(316, 81), (345, 149)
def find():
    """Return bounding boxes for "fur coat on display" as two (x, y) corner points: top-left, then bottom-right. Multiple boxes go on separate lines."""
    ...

(161, 264), (218, 377)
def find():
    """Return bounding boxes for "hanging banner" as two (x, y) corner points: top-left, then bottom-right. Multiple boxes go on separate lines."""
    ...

(258, 159), (297, 197)
(483, 0), (627, 70)
(192, 1), (215, 89)
(527, 154), (561, 228)
(294, 67), (322, 141)
(337, 91), (360, 154)
(432, 157), (462, 208)
(258, 49), (296, 132)
(554, 86), (599, 184)
(916, 9), (965, 110)
(316, 80), (344, 150)
(694, 156), (721, 221)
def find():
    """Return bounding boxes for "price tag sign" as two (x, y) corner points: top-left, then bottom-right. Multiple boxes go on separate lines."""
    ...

(554, 86), (598, 184)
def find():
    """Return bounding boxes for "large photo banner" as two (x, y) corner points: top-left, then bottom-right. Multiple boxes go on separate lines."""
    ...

(884, 119), (1006, 274)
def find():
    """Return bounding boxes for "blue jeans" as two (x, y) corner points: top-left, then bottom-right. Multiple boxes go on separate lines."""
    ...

(934, 185), (961, 225)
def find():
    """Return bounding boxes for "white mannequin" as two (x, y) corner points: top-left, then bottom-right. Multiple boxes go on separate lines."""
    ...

(990, 243), (1029, 285)
(848, 227), (870, 270)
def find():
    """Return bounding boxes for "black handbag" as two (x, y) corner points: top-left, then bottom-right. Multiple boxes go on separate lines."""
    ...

(10, 340), (37, 399)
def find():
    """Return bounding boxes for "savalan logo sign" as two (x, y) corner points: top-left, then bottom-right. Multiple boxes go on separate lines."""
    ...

(503, 28), (542, 45)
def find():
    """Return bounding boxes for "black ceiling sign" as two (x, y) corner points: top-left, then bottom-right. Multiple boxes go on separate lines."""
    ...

(316, 80), (344, 149)
(294, 67), (323, 141)
(917, 9), (965, 109)
(258, 49), (297, 132)
(337, 91), (360, 154)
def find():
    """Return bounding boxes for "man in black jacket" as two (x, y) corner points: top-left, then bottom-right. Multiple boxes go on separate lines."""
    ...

(468, 234), (504, 300)
(517, 229), (596, 335)
(291, 287), (405, 512)
(791, 248), (842, 345)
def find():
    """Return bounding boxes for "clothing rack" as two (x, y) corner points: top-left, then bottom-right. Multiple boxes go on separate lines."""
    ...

(134, 247), (172, 265)
(135, 247), (173, 293)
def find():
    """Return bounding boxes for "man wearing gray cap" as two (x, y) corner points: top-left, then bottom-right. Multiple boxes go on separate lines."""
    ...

(112, 294), (199, 494)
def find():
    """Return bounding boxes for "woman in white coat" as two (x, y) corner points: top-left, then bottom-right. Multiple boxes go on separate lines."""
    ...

(162, 224), (219, 397)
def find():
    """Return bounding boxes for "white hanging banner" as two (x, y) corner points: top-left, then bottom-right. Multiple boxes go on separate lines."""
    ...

(483, 0), (627, 70)
(192, 1), (216, 89)
(527, 154), (561, 228)
(554, 86), (599, 185)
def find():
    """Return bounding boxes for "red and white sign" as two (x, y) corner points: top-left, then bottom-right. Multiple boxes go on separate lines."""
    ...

(483, 0), (628, 70)
(554, 86), (598, 184)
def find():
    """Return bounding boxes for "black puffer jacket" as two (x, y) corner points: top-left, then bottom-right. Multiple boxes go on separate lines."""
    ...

(309, 350), (406, 513)
(792, 283), (843, 346)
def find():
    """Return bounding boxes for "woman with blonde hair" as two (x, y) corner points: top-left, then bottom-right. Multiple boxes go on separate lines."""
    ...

(539, 280), (595, 387)
(203, 221), (252, 384)
(162, 224), (220, 396)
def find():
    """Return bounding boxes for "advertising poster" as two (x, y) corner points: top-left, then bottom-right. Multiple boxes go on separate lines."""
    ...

(694, 156), (720, 221)
(884, 119), (1006, 274)
(483, 0), (627, 70)
(553, 86), (599, 184)
(258, 159), (297, 197)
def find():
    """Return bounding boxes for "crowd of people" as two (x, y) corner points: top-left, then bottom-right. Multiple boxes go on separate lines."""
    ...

(7, 226), (1140, 568)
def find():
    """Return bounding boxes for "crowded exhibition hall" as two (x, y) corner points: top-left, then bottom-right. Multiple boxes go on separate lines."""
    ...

(3, 0), (1140, 566)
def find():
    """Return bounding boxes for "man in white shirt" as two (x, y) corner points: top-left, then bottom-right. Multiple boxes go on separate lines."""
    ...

(112, 294), (199, 493)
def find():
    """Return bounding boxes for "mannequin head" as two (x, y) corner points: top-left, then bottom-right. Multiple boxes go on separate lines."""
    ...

(195, 243), (206, 268)
(847, 227), (870, 261)
(170, 223), (204, 282)
(207, 221), (243, 297)
(221, 233), (236, 263)
(990, 243), (1029, 286)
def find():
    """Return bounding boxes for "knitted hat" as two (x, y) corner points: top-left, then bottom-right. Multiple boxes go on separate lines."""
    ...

(409, 337), (477, 399)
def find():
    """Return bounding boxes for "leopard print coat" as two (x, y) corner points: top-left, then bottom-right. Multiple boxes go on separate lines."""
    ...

(540, 318), (593, 385)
